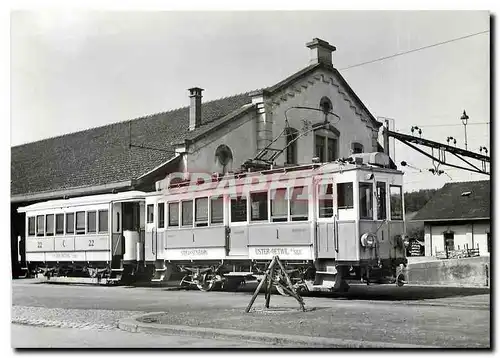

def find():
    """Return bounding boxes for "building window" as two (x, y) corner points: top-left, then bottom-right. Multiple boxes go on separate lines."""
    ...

(271, 188), (288, 222)
(327, 138), (337, 162)
(315, 133), (338, 162)
(195, 197), (209, 227)
(250, 192), (268, 222)
(352, 142), (364, 154)
(36, 215), (44, 237)
(55, 214), (64, 235)
(210, 197), (223, 225)
(46, 214), (54, 236)
(98, 210), (108, 233)
(337, 182), (354, 209)
(444, 232), (455, 251)
(87, 211), (96, 233)
(231, 196), (247, 223)
(286, 128), (298, 165)
(147, 204), (154, 224)
(168, 203), (179, 227)
(76, 211), (85, 234)
(320, 96), (333, 113)
(181, 201), (193, 227)
(66, 213), (75, 234)
(376, 182), (387, 220)
(28, 217), (36, 236)
(390, 185), (403, 220)
(157, 203), (165, 229)
(318, 184), (333, 218)
(290, 186), (308, 221)
(315, 135), (325, 162)
(359, 182), (373, 219)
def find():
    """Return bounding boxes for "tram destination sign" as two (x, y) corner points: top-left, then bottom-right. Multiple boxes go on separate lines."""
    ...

(249, 246), (312, 260)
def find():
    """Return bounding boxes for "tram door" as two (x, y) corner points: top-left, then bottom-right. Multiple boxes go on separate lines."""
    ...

(316, 183), (336, 258)
(227, 195), (249, 256)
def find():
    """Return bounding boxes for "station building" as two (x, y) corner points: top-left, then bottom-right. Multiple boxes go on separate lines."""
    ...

(11, 38), (386, 276)
(412, 180), (491, 257)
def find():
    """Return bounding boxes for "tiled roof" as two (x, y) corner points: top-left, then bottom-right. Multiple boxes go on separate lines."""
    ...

(11, 61), (384, 201)
(11, 92), (253, 198)
(412, 180), (490, 221)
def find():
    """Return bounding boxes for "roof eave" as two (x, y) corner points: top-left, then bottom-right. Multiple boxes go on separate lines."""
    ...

(11, 180), (135, 204)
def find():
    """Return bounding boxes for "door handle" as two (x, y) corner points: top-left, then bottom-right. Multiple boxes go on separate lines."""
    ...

(334, 216), (339, 253)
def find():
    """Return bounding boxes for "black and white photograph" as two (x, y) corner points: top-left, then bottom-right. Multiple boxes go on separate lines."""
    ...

(8, 7), (491, 350)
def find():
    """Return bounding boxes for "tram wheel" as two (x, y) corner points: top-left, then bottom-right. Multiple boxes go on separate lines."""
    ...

(196, 272), (219, 292)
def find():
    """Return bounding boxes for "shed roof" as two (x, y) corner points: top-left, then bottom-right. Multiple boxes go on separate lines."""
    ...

(412, 180), (490, 221)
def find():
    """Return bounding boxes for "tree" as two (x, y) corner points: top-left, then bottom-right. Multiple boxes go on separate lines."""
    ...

(404, 189), (438, 213)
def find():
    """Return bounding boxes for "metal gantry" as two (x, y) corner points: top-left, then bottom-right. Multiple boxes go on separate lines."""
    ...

(383, 125), (490, 176)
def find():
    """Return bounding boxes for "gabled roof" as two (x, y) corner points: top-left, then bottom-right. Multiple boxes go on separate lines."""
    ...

(252, 62), (382, 129)
(11, 92), (253, 200)
(11, 59), (382, 202)
(412, 180), (490, 221)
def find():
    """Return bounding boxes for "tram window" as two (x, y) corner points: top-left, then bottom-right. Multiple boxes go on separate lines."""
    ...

(146, 204), (154, 224)
(210, 197), (224, 224)
(337, 183), (353, 209)
(36, 215), (44, 237)
(318, 184), (333, 218)
(376, 182), (387, 220)
(359, 182), (373, 220)
(182, 201), (193, 227)
(55, 214), (64, 235)
(290, 186), (309, 221)
(271, 188), (288, 222)
(168, 203), (179, 227)
(195, 197), (209, 227)
(76, 211), (85, 234)
(250, 192), (268, 222)
(98, 210), (109, 233)
(87, 211), (97, 233)
(66, 213), (75, 234)
(46, 214), (54, 236)
(231, 196), (247, 223)
(157, 203), (165, 229)
(390, 185), (403, 220)
(28, 217), (36, 236)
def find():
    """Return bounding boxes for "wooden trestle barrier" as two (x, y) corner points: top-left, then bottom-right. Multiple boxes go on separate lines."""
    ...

(245, 256), (306, 313)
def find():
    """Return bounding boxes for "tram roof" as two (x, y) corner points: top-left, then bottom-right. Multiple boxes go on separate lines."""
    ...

(17, 190), (149, 213)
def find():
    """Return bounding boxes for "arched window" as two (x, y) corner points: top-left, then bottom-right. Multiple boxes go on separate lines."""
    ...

(320, 96), (333, 114)
(215, 144), (233, 174)
(351, 142), (364, 154)
(285, 127), (298, 165)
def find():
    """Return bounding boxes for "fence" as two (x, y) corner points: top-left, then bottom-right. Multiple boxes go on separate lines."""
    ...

(435, 244), (480, 259)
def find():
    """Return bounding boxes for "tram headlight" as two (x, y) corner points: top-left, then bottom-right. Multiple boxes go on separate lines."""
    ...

(360, 233), (377, 248)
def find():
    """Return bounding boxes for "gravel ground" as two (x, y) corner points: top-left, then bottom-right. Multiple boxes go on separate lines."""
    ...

(12, 306), (141, 331)
(137, 300), (490, 348)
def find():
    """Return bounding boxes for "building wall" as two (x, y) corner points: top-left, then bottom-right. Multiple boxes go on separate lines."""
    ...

(263, 68), (378, 166)
(186, 112), (257, 174)
(472, 221), (490, 256)
(425, 220), (490, 257)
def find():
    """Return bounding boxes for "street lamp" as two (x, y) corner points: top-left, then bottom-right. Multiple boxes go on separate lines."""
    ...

(460, 110), (469, 150)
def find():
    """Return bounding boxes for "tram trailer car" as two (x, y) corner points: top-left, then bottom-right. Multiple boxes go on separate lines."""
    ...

(17, 191), (151, 283)
(145, 152), (408, 293)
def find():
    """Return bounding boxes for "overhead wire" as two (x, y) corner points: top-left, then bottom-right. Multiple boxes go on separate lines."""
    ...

(339, 30), (489, 71)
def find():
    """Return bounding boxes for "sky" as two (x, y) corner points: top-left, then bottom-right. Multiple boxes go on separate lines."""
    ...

(10, 10), (490, 192)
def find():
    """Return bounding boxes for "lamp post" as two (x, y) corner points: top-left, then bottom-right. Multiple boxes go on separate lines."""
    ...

(460, 110), (469, 151)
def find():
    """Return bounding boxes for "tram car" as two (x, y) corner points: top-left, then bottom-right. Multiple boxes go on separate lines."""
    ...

(17, 191), (150, 283)
(145, 151), (408, 293)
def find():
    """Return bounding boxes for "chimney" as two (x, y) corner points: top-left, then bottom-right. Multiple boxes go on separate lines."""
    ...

(188, 87), (204, 131)
(306, 38), (336, 66)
